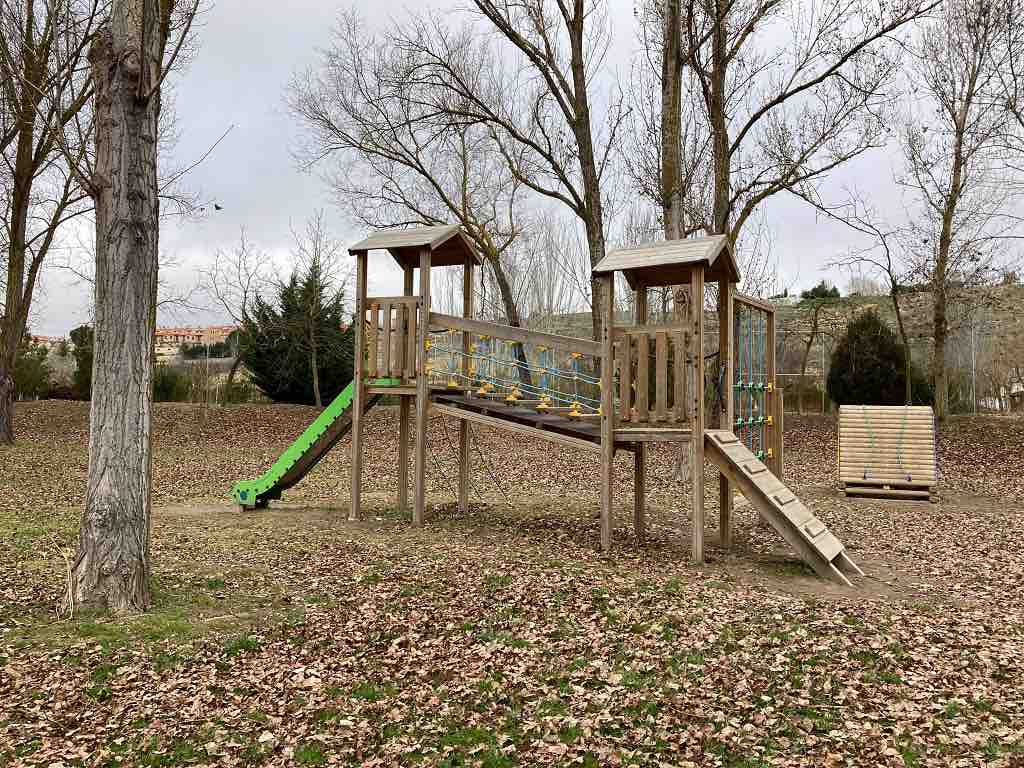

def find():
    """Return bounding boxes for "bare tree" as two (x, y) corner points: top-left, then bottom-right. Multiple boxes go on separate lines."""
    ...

(794, 295), (842, 414)
(68, 0), (198, 615)
(201, 228), (273, 385)
(287, 11), (534, 380)
(900, 0), (1024, 419)
(284, 212), (351, 408)
(395, 0), (628, 340)
(631, 0), (936, 246)
(0, 0), (102, 444)
(827, 197), (918, 403)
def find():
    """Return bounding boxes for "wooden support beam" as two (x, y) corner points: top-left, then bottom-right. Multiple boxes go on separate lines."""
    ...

(431, 403), (601, 454)
(766, 305), (778, 478)
(615, 428), (693, 442)
(458, 260), (474, 513)
(414, 247), (431, 527)
(350, 250), (368, 522)
(691, 268), (705, 563)
(398, 266), (414, 513)
(633, 287), (647, 542)
(600, 274), (615, 551)
(718, 278), (734, 549)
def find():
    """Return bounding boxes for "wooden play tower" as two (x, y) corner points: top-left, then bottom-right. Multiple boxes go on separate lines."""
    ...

(345, 224), (861, 584)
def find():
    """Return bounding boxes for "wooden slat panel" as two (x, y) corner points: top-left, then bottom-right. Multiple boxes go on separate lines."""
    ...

(366, 308), (379, 378)
(673, 331), (685, 421)
(367, 295), (421, 308)
(618, 337), (632, 423)
(634, 333), (649, 423)
(405, 304), (417, 380)
(655, 331), (668, 421)
(380, 302), (392, 376)
(391, 305), (405, 377)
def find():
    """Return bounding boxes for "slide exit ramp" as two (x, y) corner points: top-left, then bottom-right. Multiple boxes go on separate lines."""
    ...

(231, 379), (395, 509)
(705, 430), (862, 585)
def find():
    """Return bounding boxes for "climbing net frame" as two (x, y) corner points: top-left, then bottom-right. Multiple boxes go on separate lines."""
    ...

(733, 296), (777, 461)
(426, 328), (603, 418)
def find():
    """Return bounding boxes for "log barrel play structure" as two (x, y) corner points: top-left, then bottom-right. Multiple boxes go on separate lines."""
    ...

(233, 224), (863, 585)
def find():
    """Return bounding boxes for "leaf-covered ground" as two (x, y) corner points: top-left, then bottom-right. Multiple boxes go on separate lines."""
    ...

(1, 401), (1022, 767)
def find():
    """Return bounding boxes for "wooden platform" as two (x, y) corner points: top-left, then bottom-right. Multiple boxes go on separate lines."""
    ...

(431, 393), (692, 451)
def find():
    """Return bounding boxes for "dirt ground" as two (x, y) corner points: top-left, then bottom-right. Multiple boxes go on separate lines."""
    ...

(1, 401), (1022, 767)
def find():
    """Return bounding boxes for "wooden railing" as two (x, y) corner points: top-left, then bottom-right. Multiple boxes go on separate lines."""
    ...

(364, 296), (421, 381)
(613, 324), (692, 427)
(428, 312), (601, 357)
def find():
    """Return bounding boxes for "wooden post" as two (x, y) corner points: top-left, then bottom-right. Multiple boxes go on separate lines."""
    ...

(458, 259), (474, 512)
(690, 268), (705, 563)
(766, 307), (778, 478)
(398, 266), (413, 513)
(600, 274), (615, 551)
(413, 247), (431, 527)
(634, 285), (647, 541)
(718, 278), (734, 548)
(350, 250), (368, 522)
(776, 389), (785, 479)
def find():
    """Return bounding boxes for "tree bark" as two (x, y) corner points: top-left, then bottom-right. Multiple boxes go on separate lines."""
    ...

(709, 0), (731, 237)
(0, 5), (40, 445)
(0, 370), (13, 443)
(68, 1), (169, 615)
(661, 0), (683, 240)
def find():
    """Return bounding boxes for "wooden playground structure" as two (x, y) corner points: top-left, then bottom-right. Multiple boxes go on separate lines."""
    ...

(341, 225), (862, 584)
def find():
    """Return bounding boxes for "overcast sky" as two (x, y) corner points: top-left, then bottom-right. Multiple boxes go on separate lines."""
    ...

(29, 0), (900, 336)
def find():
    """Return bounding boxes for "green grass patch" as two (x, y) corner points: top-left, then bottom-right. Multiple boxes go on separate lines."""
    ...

(294, 740), (327, 766)
(350, 681), (395, 702)
(223, 634), (260, 657)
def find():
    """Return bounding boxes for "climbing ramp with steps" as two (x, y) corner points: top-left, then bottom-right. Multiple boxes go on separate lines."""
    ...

(705, 430), (862, 585)
(838, 405), (938, 502)
(231, 379), (395, 509)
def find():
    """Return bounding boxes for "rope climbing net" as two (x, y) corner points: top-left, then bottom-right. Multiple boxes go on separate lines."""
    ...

(733, 302), (773, 460)
(426, 329), (602, 417)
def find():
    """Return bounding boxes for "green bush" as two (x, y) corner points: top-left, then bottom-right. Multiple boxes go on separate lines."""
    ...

(69, 325), (94, 400)
(14, 334), (51, 399)
(153, 364), (190, 402)
(827, 310), (933, 406)
(241, 267), (354, 405)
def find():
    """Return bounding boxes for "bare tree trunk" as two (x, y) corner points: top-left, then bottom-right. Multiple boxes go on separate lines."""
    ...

(798, 329), (815, 415)
(661, 0), (683, 240)
(710, 0), (730, 238)
(310, 334), (322, 408)
(68, 2), (169, 614)
(487, 257), (533, 387)
(890, 289), (913, 404)
(932, 283), (948, 418)
(0, 36), (38, 445)
(0, 367), (13, 443)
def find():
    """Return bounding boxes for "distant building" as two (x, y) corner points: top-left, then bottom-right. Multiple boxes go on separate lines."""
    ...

(29, 335), (69, 351)
(154, 325), (237, 359)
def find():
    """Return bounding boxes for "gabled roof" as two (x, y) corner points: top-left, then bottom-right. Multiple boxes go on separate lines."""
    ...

(348, 224), (482, 268)
(592, 235), (739, 288)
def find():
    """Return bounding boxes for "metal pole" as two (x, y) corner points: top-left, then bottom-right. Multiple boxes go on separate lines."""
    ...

(821, 338), (825, 413)
(971, 318), (977, 414)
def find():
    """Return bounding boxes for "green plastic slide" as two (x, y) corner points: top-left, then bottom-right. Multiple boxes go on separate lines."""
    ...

(231, 378), (397, 508)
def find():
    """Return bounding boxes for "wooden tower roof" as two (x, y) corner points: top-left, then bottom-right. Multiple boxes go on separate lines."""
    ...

(348, 224), (482, 268)
(592, 235), (739, 288)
